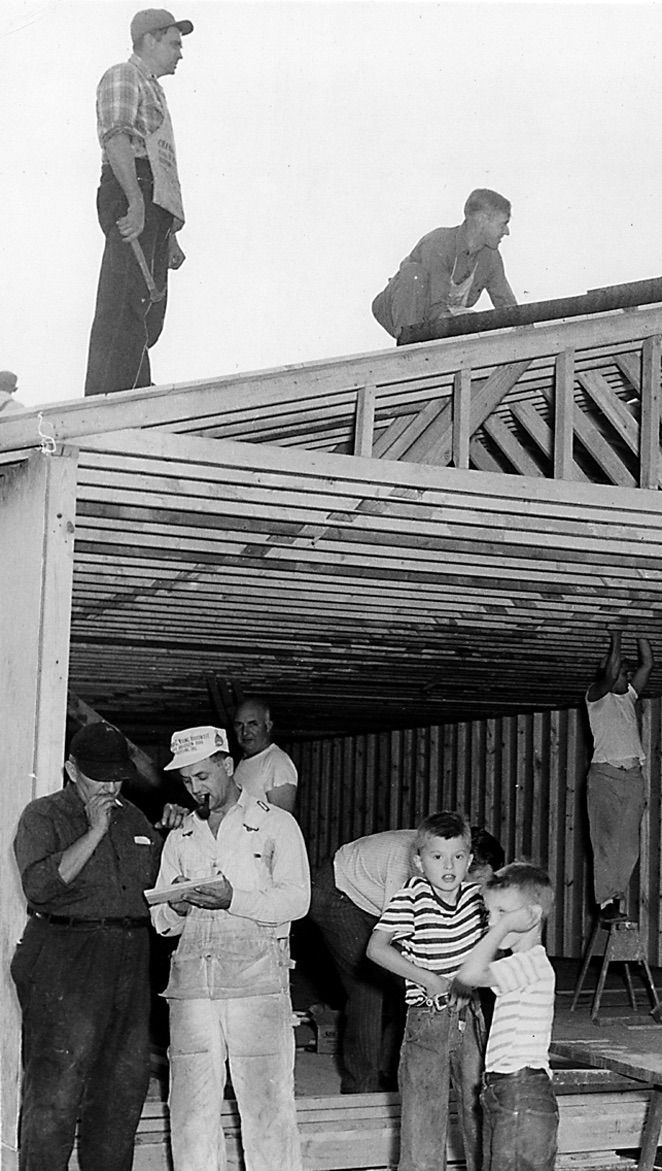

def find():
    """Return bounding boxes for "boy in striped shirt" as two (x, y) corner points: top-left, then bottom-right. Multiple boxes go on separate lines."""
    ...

(457, 862), (557, 1171)
(367, 812), (486, 1171)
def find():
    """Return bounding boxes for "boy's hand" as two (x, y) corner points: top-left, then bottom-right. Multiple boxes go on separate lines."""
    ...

(419, 971), (449, 999)
(500, 905), (540, 935)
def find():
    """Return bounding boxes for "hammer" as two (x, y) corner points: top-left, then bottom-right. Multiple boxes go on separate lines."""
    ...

(130, 239), (166, 303)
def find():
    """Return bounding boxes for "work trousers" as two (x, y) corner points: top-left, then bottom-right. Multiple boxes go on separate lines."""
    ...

(481, 1067), (558, 1171)
(84, 159), (172, 397)
(309, 860), (404, 1092)
(397, 1000), (484, 1171)
(11, 917), (152, 1171)
(168, 992), (303, 1171)
(587, 762), (645, 905)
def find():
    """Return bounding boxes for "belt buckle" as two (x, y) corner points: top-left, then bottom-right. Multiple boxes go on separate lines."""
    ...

(423, 993), (448, 1011)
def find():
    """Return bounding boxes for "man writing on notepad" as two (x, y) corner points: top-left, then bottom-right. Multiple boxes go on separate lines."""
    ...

(151, 725), (310, 1171)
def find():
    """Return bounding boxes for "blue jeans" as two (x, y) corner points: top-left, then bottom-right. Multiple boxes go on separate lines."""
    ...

(481, 1067), (558, 1171)
(398, 1000), (484, 1171)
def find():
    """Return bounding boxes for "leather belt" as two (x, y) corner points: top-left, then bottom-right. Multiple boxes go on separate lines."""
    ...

(28, 908), (149, 929)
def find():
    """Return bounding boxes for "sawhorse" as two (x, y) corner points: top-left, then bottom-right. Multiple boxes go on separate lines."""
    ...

(571, 917), (662, 1024)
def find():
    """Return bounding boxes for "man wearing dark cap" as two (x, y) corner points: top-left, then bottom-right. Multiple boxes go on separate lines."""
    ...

(84, 9), (193, 397)
(11, 723), (163, 1170)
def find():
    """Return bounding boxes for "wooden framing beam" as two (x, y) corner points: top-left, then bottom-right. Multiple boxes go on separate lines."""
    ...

(452, 369), (471, 468)
(554, 349), (575, 480)
(640, 335), (661, 489)
(353, 384), (376, 457)
(3, 306), (662, 458)
(0, 451), (77, 1169)
(404, 359), (532, 465)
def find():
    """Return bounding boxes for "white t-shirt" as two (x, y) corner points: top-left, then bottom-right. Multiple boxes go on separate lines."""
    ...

(586, 684), (645, 765)
(333, 829), (417, 916)
(234, 743), (298, 801)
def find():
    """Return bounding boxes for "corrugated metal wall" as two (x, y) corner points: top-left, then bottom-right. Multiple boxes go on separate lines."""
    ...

(286, 699), (662, 963)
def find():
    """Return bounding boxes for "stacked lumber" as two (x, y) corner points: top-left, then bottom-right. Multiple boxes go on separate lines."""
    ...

(69, 1072), (650, 1170)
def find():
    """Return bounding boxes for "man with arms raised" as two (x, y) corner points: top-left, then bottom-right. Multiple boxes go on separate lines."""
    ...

(152, 725), (310, 1170)
(84, 9), (193, 396)
(233, 696), (298, 813)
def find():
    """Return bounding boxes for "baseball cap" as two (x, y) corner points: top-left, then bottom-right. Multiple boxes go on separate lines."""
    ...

(130, 9), (194, 42)
(164, 726), (230, 771)
(69, 723), (137, 782)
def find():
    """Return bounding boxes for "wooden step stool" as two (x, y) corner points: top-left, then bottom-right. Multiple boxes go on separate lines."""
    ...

(571, 917), (662, 1024)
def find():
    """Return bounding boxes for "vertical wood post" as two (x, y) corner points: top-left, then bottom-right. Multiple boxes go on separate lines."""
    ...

(554, 348), (575, 480)
(640, 336), (661, 489)
(452, 368), (471, 468)
(0, 451), (77, 1169)
(353, 383), (376, 457)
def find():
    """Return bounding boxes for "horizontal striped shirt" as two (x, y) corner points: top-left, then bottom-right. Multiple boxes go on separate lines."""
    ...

(485, 945), (555, 1073)
(96, 54), (167, 162)
(375, 876), (485, 1005)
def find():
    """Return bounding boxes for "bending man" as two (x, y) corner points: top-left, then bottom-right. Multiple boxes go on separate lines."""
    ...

(372, 188), (516, 345)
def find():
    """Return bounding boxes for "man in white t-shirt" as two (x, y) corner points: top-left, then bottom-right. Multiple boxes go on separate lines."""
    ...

(233, 697), (298, 814)
(585, 630), (653, 920)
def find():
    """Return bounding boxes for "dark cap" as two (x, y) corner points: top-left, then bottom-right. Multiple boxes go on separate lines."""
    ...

(69, 724), (137, 783)
(130, 9), (193, 42)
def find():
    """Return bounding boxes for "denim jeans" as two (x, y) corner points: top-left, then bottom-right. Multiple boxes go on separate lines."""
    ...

(397, 1000), (484, 1171)
(481, 1067), (558, 1171)
(168, 992), (302, 1171)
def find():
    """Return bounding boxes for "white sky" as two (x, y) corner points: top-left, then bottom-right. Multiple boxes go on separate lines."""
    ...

(4, 0), (662, 408)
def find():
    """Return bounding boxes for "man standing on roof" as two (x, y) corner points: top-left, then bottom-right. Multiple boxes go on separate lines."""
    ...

(372, 188), (517, 346)
(152, 725), (310, 1170)
(233, 697), (299, 814)
(84, 9), (193, 398)
(585, 630), (654, 920)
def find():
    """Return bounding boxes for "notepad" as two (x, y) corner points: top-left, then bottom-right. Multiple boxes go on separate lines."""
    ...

(144, 876), (226, 906)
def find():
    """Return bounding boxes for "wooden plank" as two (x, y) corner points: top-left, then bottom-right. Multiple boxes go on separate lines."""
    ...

(76, 426), (662, 514)
(370, 397), (450, 462)
(404, 359), (533, 465)
(511, 400), (590, 482)
(640, 336), (661, 489)
(452, 368), (471, 469)
(578, 369), (640, 455)
(468, 438), (507, 473)
(547, 395), (637, 487)
(5, 304), (662, 457)
(554, 349), (575, 480)
(0, 451), (78, 1170)
(353, 384), (376, 458)
(482, 413), (543, 477)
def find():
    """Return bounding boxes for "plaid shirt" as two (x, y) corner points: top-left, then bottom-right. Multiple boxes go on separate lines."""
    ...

(96, 53), (166, 161)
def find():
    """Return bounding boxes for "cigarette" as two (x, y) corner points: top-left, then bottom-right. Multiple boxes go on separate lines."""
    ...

(114, 799), (123, 807)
